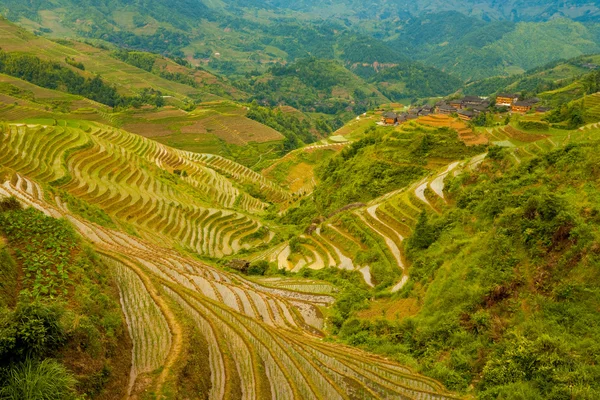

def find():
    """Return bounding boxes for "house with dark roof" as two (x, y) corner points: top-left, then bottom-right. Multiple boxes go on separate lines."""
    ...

(449, 99), (464, 109)
(496, 93), (520, 107)
(458, 110), (475, 121)
(436, 103), (456, 115)
(463, 96), (485, 106)
(382, 111), (397, 125)
(511, 101), (532, 113)
(472, 105), (489, 115)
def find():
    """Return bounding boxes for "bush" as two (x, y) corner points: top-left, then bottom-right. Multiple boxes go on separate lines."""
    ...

(518, 120), (549, 131)
(0, 197), (21, 213)
(0, 358), (77, 400)
(0, 302), (66, 364)
(247, 260), (269, 276)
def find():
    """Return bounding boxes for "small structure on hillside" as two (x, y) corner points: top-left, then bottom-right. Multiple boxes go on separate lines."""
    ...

(496, 93), (520, 107)
(458, 110), (475, 121)
(436, 103), (456, 115)
(382, 111), (397, 125)
(228, 259), (250, 273)
(511, 101), (533, 113)
(449, 99), (464, 109)
(511, 98), (540, 113)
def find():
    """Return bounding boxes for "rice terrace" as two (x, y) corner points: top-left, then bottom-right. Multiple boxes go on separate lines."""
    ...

(1, 2), (600, 400)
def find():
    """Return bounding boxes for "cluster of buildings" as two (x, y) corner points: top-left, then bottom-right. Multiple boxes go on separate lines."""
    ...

(495, 93), (545, 113)
(435, 96), (491, 121)
(381, 93), (550, 125)
(381, 104), (434, 125)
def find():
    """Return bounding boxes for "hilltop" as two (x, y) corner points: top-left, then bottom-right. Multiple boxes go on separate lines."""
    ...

(1, 1), (598, 81)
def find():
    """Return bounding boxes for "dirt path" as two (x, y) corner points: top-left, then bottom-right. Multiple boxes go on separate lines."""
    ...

(414, 178), (432, 207)
(359, 266), (374, 287)
(429, 161), (460, 200)
(362, 206), (408, 292)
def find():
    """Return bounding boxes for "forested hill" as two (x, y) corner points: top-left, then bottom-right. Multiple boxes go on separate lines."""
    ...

(1, 0), (598, 81)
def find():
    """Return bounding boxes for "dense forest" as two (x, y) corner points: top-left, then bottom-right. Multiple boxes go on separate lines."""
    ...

(237, 58), (387, 116)
(246, 102), (318, 153)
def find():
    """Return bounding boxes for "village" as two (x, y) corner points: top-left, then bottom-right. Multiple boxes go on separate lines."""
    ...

(381, 93), (549, 125)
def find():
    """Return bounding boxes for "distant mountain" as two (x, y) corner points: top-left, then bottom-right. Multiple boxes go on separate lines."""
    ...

(237, 58), (390, 116)
(0, 1), (599, 82)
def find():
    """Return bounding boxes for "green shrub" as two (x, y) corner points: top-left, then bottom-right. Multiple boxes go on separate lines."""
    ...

(0, 249), (18, 307)
(0, 358), (77, 400)
(518, 120), (549, 131)
(247, 260), (269, 276)
(0, 302), (66, 363)
(0, 197), (21, 213)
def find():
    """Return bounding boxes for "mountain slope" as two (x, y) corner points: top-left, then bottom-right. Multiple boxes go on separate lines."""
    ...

(0, 16), (240, 102)
(0, 123), (460, 399)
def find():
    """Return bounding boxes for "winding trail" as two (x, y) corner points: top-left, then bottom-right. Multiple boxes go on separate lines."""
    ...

(359, 266), (374, 287)
(414, 178), (432, 207)
(429, 161), (460, 201)
(357, 206), (408, 292)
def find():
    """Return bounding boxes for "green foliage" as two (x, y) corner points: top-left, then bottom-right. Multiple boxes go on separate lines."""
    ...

(338, 141), (600, 395)
(407, 212), (439, 250)
(47, 188), (115, 228)
(0, 197), (21, 213)
(238, 58), (386, 116)
(247, 260), (269, 276)
(368, 62), (463, 100)
(0, 358), (77, 400)
(280, 198), (318, 228)
(0, 208), (78, 299)
(0, 302), (66, 363)
(298, 267), (370, 331)
(313, 126), (481, 214)
(246, 102), (316, 153)
(64, 57), (84, 70)
(518, 120), (550, 131)
(112, 50), (158, 72)
(543, 101), (586, 128)
(0, 207), (127, 398)
(0, 249), (18, 308)
(0, 50), (165, 108)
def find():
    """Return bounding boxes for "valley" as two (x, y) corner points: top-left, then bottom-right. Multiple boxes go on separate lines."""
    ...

(1, 4), (600, 400)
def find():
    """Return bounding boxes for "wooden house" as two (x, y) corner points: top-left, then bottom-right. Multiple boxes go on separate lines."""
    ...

(496, 93), (519, 107)
(511, 101), (532, 113)
(437, 104), (456, 115)
(462, 96), (484, 107)
(382, 111), (397, 125)
(458, 110), (474, 121)
(228, 259), (250, 273)
(449, 99), (464, 109)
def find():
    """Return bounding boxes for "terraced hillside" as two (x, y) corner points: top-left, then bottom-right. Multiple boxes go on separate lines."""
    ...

(0, 121), (285, 258)
(0, 17), (238, 102)
(0, 168), (459, 399)
(263, 153), (487, 291)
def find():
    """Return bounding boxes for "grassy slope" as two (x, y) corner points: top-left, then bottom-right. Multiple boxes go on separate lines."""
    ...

(0, 204), (132, 399)
(0, 17), (237, 102)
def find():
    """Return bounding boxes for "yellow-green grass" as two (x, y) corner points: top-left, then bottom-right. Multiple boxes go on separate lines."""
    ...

(0, 18), (224, 101)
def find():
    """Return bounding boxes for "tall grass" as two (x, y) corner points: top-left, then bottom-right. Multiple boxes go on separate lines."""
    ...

(0, 359), (77, 400)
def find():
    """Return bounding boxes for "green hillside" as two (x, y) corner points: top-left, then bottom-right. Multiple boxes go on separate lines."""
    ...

(238, 58), (390, 116)
(3, 3), (600, 399)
